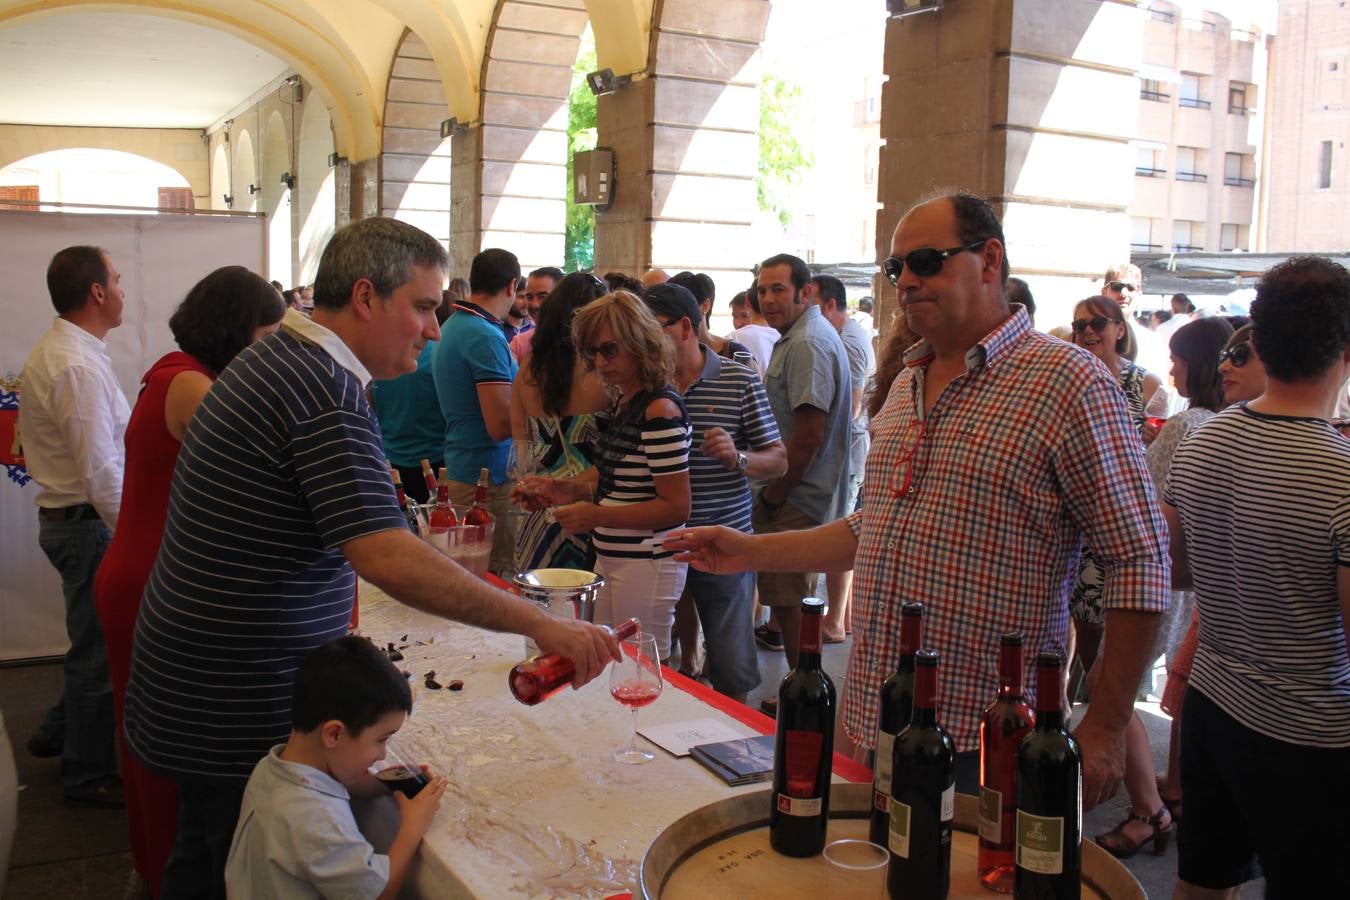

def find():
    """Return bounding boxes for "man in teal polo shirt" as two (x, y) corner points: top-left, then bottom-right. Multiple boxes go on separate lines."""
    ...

(431, 248), (519, 574)
(370, 339), (446, 504)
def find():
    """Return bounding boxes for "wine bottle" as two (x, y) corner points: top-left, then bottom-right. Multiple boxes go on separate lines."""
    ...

(887, 649), (954, 900)
(871, 601), (925, 846)
(979, 631), (1035, 893)
(429, 467), (458, 528)
(419, 458), (439, 498)
(465, 466), (493, 537)
(1014, 651), (1082, 900)
(390, 469), (420, 534)
(508, 617), (641, 705)
(769, 597), (836, 858)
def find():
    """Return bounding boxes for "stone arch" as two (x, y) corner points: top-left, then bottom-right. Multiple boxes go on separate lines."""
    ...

(466, 0), (591, 272)
(381, 29), (454, 254)
(297, 100), (336, 283)
(261, 111), (293, 285)
(210, 143), (230, 210)
(232, 129), (257, 213)
(0, 147), (190, 209)
(0, 127), (207, 203)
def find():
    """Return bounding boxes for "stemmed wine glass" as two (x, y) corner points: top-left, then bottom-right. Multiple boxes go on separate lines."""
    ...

(506, 440), (546, 534)
(609, 632), (663, 764)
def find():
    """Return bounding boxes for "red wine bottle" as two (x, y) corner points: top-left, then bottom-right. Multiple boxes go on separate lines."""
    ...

(508, 617), (640, 705)
(465, 466), (493, 537)
(429, 467), (458, 528)
(887, 649), (954, 900)
(1014, 651), (1082, 900)
(979, 631), (1035, 893)
(769, 597), (836, 858)
(871, 601), (924, 846)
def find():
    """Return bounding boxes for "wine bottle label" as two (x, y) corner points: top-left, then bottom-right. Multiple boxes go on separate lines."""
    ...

(784, 730), (823, 797)
(776, 793), (823, 817)
(873, 729), (895, 795)
(873, 788), (890, 814)
(941, 782), (955, 822)
(1016, 810), (1065, 875)
(888, 800), (911, 858)
(978, 786), (1002, 842)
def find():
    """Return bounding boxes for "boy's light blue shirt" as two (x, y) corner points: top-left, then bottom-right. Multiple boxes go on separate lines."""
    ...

(225, 745), (390, 899)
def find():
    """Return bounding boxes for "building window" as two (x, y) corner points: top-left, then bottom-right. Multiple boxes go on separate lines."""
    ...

(1175, 147), (1207, 182)
(1136, 145), (1167, 177)
(1228, 82), (1256, 115)
(1172, 219), (1204, 252)
(1219, 224), (1248, 251)
(1140, 79), (1170, 102)
(1224, 152), (1256, 187)
(1319, 141), (1334, 190)
(1179, 73), (1211, 109)
(158, 187), (195, 210)
(1131, 217), (1162, 252)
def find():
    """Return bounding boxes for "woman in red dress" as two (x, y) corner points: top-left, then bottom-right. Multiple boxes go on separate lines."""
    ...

(94, 267), (284, 897)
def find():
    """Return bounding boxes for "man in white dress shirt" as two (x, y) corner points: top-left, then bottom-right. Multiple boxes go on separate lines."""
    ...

(17, 245), (130, 807)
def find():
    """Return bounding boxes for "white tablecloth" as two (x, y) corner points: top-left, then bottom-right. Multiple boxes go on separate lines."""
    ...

(356, 585), (768, 899)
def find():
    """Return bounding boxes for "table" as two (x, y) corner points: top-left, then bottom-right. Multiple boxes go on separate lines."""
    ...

(355, 581), (868, 899)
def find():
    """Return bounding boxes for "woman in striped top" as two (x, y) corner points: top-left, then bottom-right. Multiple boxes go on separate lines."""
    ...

(522, 291), (692, 660)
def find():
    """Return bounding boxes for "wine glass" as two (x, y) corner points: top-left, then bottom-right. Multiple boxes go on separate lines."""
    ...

(609, 632), (663, 764)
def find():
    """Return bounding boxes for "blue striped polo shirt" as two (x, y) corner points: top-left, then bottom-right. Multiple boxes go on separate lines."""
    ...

(682, 349), (781, 532)
(123, 312), (408, 782)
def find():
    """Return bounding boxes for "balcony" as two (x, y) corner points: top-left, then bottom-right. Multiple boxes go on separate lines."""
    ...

(1141, 89), (1171, 102)
(1176, 171), (1208, 183)
(1223, 176), (1256, 188)
(1149, 8), (1176, 23)
(1136, 166), (1168, 178)
(1131, 242), (1163, 252)
(1172, 243), (1203, 252)
(1179, 97), (1212, 109)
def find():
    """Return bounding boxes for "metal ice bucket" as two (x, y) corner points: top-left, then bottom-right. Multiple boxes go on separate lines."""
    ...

(513, 568), (605, 656)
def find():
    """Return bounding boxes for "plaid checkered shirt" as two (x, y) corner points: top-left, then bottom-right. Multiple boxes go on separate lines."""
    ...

(843, 307), (1170, 752)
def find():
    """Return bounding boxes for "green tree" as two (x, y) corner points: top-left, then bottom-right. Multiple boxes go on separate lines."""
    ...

(564, 35), (598, 272)
(758, 71), (811, 229)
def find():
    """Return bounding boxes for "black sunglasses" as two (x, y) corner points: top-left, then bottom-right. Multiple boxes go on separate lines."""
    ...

(1218, 343), (1251, 368)
(583, 273), (608, 294)
(1107, 280), (1138, 293)
(581, 340), (621, 362)
(881, 240), (988, 284)
(1071, 315), (1120, 334)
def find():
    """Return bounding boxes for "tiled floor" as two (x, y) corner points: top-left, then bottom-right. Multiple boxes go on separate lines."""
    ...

(2, 645), (1261, 898)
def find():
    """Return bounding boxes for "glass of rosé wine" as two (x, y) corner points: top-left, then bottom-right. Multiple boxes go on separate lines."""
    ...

(609, 631), (663, 764)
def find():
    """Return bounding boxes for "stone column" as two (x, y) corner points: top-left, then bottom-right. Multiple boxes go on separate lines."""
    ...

(875, 0), (1143, 331)
(594, 0), (769, 301)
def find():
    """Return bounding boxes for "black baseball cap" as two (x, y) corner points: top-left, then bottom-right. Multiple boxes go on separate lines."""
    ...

(644, 283), (702, 328)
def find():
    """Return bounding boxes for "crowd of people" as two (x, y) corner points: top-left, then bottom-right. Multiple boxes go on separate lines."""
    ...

(13, 190), (1349, 899)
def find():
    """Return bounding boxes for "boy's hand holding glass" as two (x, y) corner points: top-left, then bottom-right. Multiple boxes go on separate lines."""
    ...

(392, 774), (448, 836)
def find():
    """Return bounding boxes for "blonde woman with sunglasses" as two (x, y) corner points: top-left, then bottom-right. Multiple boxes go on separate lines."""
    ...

(519, 291), (692, 661)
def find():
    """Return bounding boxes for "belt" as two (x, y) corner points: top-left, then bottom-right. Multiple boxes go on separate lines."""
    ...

(39, 504), (99, 522)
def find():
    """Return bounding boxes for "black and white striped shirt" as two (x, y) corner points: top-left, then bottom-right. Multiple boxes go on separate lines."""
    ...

(123, 312), (407, 782)
(1165, 404), (1350, 748)
(594, 387), (691, 559)
(682, 350), (780, 532)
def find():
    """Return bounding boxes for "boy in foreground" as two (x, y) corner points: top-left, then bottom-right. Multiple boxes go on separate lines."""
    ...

(225, 637), (448, 898)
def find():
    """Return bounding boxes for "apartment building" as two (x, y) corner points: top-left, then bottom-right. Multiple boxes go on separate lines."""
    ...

(1130, 2), (1269, 256)
(1264, 0), (1350, 251)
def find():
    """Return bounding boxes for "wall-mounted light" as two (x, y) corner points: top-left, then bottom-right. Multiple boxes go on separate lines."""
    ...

(586, 68), (630, 96)
(280, 172), (296, 190)
(439, 117), (463, 139)
(247, 184), (260, 195)
(222, 194), (234, 208)
(327, 153), (347, 168)
(283, 74), (304, 103)
(887, 0), (943, 17)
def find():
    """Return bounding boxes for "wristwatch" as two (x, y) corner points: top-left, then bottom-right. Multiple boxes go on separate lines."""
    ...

(736, 451), (749, 473)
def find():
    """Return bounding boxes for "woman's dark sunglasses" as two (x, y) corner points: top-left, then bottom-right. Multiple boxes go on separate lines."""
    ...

(581, 340), (621, 362)
(881, 240), (987, 285)
(1071, 315), (1119, 334)
(1218, 343), (1251, 368)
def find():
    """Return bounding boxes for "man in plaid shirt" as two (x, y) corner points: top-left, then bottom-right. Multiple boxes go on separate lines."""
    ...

(669, 193), (1170, 808)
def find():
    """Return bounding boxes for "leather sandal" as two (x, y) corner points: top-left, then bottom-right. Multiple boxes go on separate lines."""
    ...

(1094, 806), (1172, 859)
(1155, 775), (1183, 822)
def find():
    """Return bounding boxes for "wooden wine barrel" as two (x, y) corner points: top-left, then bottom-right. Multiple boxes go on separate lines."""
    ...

(639, 783), (1143, 899)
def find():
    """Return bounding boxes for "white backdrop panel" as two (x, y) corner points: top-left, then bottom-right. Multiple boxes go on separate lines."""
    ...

(0, 209), (265, 662)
